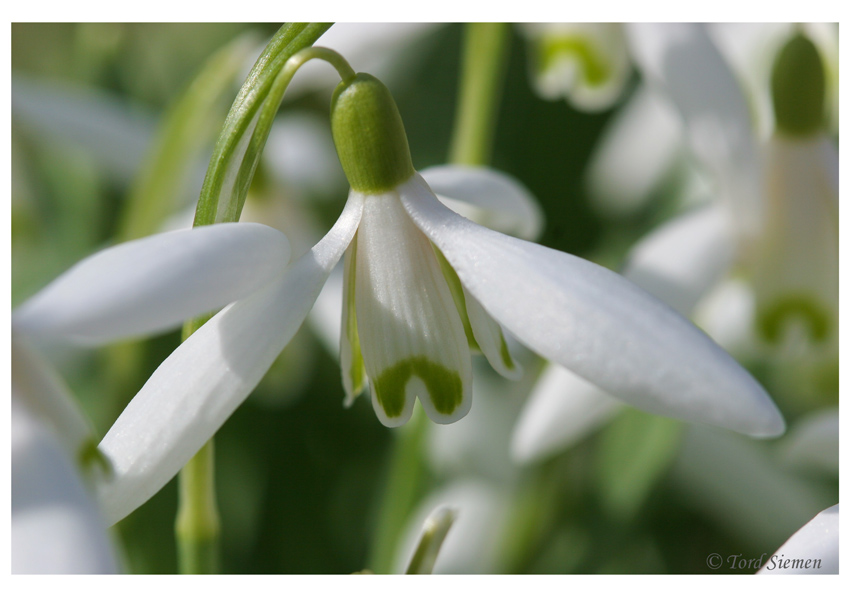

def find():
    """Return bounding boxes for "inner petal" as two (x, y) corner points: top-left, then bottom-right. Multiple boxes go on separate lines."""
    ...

(355, 194), (472, 426)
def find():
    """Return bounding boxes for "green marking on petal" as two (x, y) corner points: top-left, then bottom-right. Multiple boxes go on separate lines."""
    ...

(343, 236), (366, 398)
(433, 246), (480, 351)
(373, 357), (464, 418)
(757, 295), (831, 344)
(539, 34), (611, 88)
(499, 332), (515, 371)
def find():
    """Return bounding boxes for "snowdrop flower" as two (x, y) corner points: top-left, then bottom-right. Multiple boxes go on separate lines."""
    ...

(513, 25), (836, 464)
(520, 23), (632, 112)
(626, 26), (838, 350)
(758, 504), (838, 575)
(39, 69), (782, 524)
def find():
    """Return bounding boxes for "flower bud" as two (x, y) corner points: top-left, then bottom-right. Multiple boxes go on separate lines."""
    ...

(331, 73), (415, 193)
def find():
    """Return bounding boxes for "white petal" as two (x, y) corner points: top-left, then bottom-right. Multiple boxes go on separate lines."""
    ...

(758, 504), (838, 574)
(355, 194), (471, 427)
(97, 195), (363, 524)
(511, 363), (621, 464)
(463, 288), (523, 380)
(627, 23), (763, 235)
(13, 223), (290, 346)
(420, 165), (544, 240)
(585, 84), (683, 217)
(778, 409), (839, 476)
(12, 401), (119, 574)
(401, 173), (784, 437)
(623, 203), (737, 316)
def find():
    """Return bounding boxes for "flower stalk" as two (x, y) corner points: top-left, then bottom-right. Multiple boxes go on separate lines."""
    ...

(448, 23), (511, 166)
(176, 24), (352, 575)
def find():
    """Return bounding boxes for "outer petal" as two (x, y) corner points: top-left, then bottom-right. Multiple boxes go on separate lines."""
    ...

(623, 203), (737, 317)
(401, 173), (784, 437)
(13, 223), (290, 346)
(585, 83), (683, 217)
(758, 504), (838, 575)
(511, 363), (621, 464)
(627, 23), (763, 236)
(12, 400), (119, 574)
(97, 195), (363, 524)
(355, 194), (471, 427)
(420, 165), (544, 240)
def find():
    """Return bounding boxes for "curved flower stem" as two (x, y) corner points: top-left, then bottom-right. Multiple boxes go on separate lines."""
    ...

(174, 27), (359, 575)
(448, 23), (511, 166)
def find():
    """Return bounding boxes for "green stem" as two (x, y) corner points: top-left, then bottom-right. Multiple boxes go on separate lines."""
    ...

(193, 23), (332, 227)
(173, 25), (346, 574)
(176, 441), (220, 574)
(448, 23), (511, 166)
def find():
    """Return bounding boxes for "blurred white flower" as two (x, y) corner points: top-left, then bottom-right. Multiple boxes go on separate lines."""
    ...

(520, 23), (632, 112)
(758, 504), (838, 575)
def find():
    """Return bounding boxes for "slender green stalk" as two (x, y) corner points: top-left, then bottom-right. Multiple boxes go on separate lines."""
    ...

(175, 441), (220, 574)
(193, 23), (332, 227)
(174, 24), (341, 574)
(448, 23), (511, 166)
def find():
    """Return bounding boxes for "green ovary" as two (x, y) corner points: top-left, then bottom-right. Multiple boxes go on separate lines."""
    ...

(373, 357), (463, 418)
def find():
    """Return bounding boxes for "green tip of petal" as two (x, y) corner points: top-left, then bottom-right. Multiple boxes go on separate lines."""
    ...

(78, 437), (113, 479)
(757, 295), (831, 344)
(373, 357), (464, 422)
(771, 33), (826, 137)
(330, 73), (415, 193)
